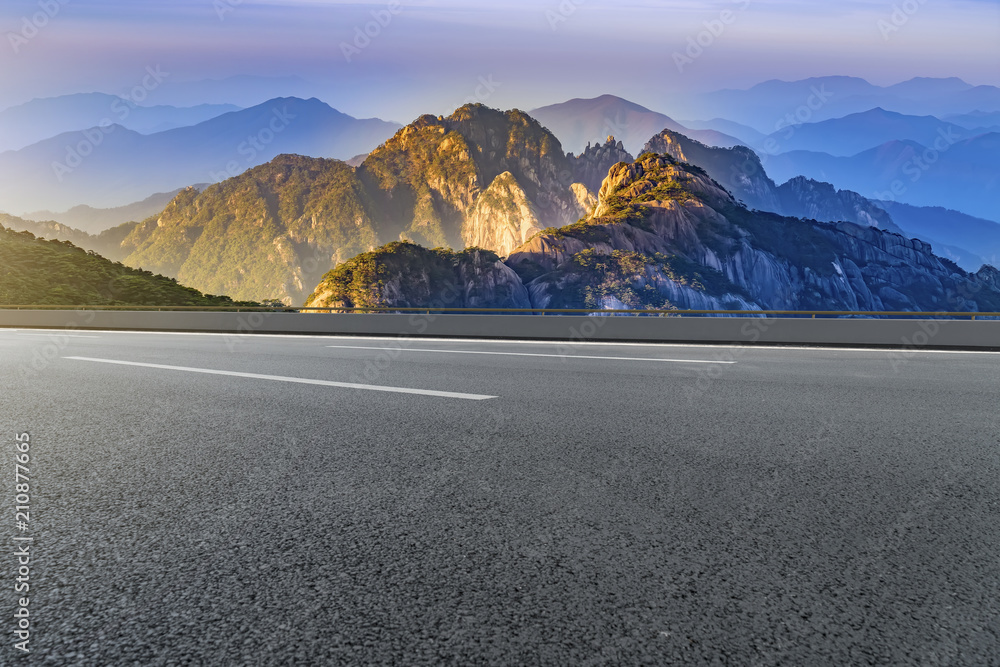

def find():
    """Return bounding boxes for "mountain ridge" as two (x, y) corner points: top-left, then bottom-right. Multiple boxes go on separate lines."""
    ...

(0, 97), (402, 213)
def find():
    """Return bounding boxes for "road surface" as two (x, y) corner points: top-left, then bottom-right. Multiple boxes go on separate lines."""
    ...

(1, 329), (998, 665)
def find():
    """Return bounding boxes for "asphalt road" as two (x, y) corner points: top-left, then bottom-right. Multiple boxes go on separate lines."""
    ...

(1, 329), (999, 665)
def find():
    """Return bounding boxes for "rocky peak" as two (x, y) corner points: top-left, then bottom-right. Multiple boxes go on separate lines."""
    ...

(642, 129), (779, 212)
(592, 153), (733, 219)
(358, 104), (588, 254)
(571, 136), (634, 192)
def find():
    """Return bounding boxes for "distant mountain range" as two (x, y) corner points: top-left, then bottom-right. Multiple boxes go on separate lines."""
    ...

(758, 108), (970, 157)
(529, 95), (744, 155)
(765, 133), (1000, 222)
(0, 94), (241, 153)
(686, 77), (1000, 133)
(874, 201), (1000, 270)
(942, 110), (1000, 132)
(0, 97), (402, 213)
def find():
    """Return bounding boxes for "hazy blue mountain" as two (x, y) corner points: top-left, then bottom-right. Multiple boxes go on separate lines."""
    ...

(760, 108), (970, 157)
(874, 201), (1000, 270)
(690, 77), (1000, 133)
(22, 187), (205, 234)
(529, 95), (744, 155)
(0, 93), (240, 152)
(884, 77), (975, 99)
(0, 97), (402, 213)
(943, 110), (1000, 131)
(765, 133), (1000, 222)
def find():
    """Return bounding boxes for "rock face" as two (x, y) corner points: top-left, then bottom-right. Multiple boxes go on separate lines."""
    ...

(304, 242), (530, 310)
(462, 172), (543, 258)
(503, 153), (1000, 312)
(571, 137), (634, 192)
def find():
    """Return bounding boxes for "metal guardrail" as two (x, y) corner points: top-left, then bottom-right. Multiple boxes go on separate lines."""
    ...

(0, 305), (998, 320)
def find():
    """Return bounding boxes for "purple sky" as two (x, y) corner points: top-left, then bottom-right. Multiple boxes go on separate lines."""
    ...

(2, 0), (998, 121)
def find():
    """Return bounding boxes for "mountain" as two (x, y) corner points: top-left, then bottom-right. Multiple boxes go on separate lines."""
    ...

(873, 201), (1000, 271)
(773, 177), (903, 235)
(0, 93), (241, 153)
(884, 77), (975, 100)
(0, 224), (258, 307)
(22, 187), (203, 234)
(759, 108), (970, 157)
(765, 133), (1000, 222)
(943, 111), (1000, 132)
(569, 137), (634, 193)
(689, 77), (1000, 133)
(305, 242), (530, 310)
(308, 152), (1000, 313)
(528, 95), (744, 155)
(116, 105), (602, 304)
(0, 97), (402, 213)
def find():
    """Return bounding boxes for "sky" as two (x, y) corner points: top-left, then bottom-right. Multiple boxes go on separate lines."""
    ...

(1, 0), (998, 122)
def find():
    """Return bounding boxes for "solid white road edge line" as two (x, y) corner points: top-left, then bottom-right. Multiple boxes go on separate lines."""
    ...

(325, 345), (736, 364)
(14, 328), (999, 355)
(12, 332), (102, 338)
(63, 356), (497, 401)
